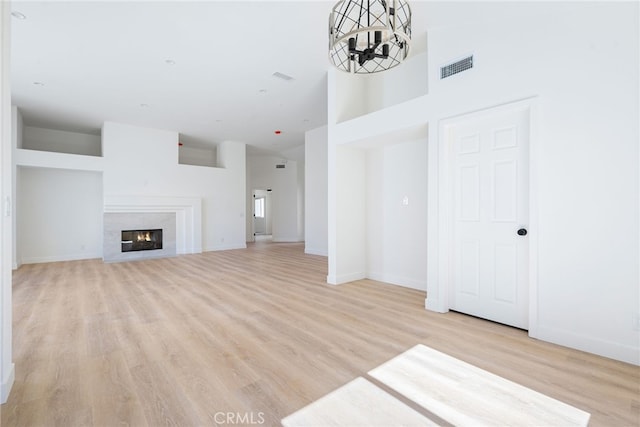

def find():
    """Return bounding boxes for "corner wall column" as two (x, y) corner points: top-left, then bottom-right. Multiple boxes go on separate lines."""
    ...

(1, 0), (15, 404)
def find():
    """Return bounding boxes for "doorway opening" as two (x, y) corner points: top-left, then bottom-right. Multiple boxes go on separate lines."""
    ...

(252, 189), (272, 242)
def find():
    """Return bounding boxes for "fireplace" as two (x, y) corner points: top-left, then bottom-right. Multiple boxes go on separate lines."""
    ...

(121, 229), (163, 252)
(105, 213), (176, 262)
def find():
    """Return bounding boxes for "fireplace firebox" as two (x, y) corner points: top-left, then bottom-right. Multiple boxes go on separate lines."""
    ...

(121, 229), (163, 252)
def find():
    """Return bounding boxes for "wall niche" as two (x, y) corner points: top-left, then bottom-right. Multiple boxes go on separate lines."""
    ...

(21, 125), (102, 157)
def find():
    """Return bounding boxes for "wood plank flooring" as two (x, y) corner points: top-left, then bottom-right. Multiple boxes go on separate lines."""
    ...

(2, 242), (639, 426)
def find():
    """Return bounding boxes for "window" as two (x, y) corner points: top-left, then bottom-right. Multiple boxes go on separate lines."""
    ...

(254, 197), (265, 218)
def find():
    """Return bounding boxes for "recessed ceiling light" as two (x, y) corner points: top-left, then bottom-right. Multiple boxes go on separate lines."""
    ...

(11, 11), (26, 20)
(165, 59), (176, 65)
(33, 81), (44, 86)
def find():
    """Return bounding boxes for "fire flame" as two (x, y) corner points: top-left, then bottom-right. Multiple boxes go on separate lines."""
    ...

(136, 232), (152, 242)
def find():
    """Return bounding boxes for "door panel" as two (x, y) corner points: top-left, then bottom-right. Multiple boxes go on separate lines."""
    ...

(459, 165), (480, 221)
(459, 240), (480, 296)
(494, 243), (517, 303)
(449, 108), (529, 329)
(493, 160), (517, 221)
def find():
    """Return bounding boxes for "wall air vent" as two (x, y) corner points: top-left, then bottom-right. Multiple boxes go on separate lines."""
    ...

(272, 72), (295, 82)
(441, 55), (473, 79)
(276, 164), (286, 169)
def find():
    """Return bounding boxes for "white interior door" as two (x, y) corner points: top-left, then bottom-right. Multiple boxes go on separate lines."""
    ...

(449, 107), (529, 329)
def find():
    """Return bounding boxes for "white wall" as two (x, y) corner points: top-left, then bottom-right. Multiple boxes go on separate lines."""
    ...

(328, 145), (367, 284)
(103, 122), (246, 252)
(428, 1), (639, 365)
(296, 157), (305, 242)
(23, 126), (101, 156)
(334, 51), (428, 124)
(366, 51), (429, 115)
(14, 121), (245, 260)
(304, 125), (328, 256)
(366, 138), (428, 290)
(14, 107), (22, 149)
(15, 125), (105, 265)
(11, 106), (21, 269)
(281, 144), (306, 243)
(18, 167), (103, 264)
(335, 72), (370, 123)
(272, 160), (301, 242)
(1, 1), (14, 403)
(328, 2), (639, 364)
(247, 155), (301, 242)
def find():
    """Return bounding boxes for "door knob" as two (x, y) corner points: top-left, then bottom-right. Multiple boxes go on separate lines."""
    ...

(517, 228), (528, 236)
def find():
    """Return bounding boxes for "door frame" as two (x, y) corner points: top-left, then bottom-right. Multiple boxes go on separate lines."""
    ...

(253, 194), (266, 235)
(425, 97), (539, 336)
(250, 188), (272, 242)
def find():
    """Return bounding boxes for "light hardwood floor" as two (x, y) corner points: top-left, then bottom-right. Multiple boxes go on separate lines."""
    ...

(2, 242), (639, 426)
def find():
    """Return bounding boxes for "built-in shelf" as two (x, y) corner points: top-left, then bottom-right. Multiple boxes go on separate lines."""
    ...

(21, 125), (102, 157)
(178, 140), (218, 168)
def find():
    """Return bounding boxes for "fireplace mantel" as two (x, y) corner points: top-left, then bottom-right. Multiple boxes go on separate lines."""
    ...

(104, 196), (202, 255)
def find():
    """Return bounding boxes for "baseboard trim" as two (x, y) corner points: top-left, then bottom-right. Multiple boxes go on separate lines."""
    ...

(204, 243), (247, 252)
(425, 297), (448, 313)
(327, 272), (366, 285)
(367, 272), (427, 291)
(177, 246), (202, 255)
(21, 253), (102, 265)
(532, 325), (640, 366)
(1, 362), (15, 404)
(304, 248), (328, 257)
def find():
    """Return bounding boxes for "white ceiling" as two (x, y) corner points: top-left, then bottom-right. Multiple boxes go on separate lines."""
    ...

(9, 1), (478, 157)
(10, 0), (340, 156)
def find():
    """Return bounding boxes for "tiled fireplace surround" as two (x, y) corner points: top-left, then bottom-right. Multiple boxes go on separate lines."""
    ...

(103, 196), (202, 262)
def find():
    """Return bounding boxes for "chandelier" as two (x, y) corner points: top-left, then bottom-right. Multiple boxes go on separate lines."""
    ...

(329, 0), (412, 74)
